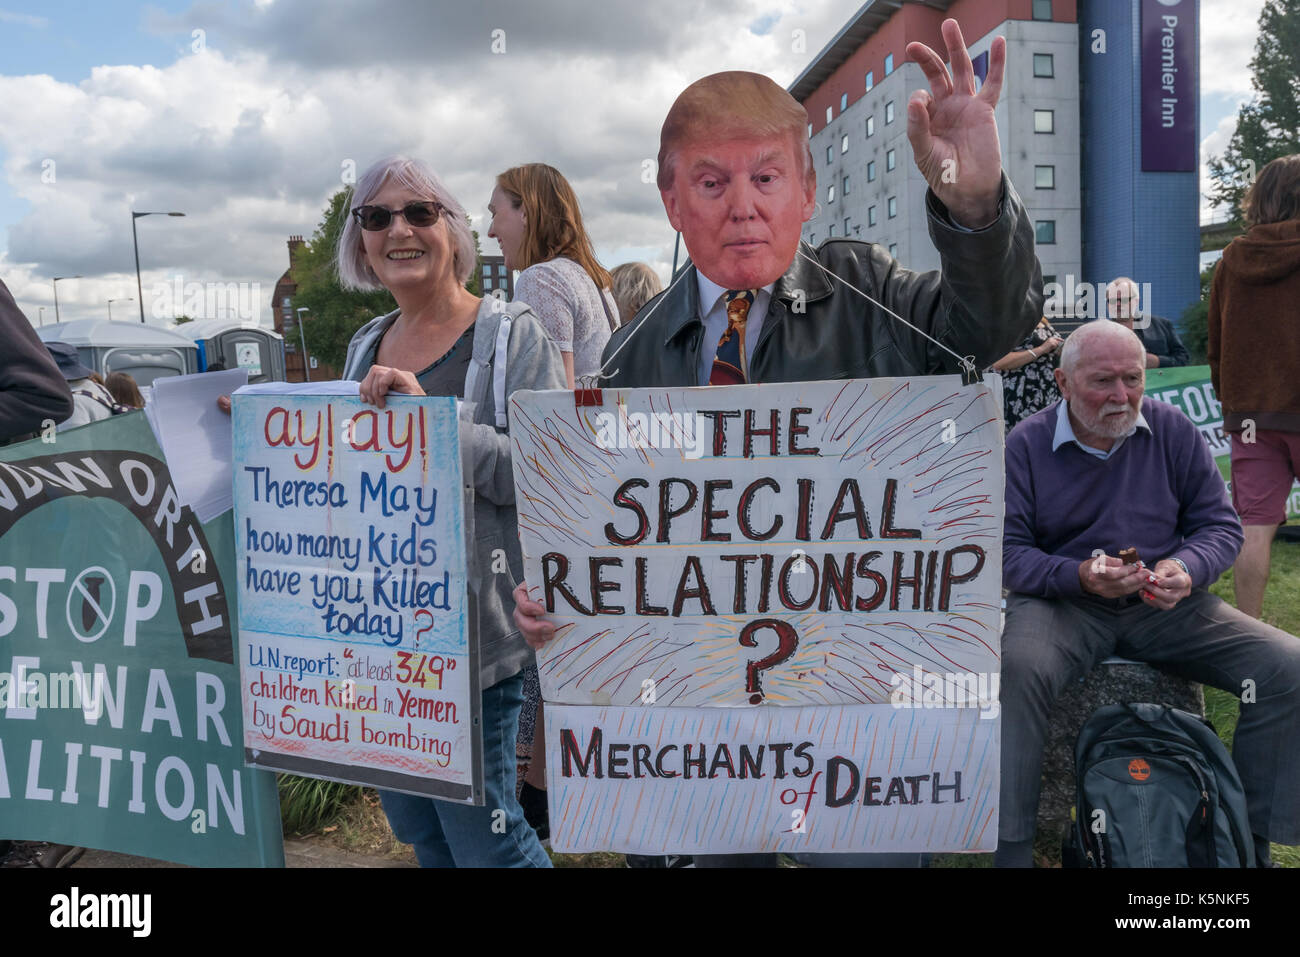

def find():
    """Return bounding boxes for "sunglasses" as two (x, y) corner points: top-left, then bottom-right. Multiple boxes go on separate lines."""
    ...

(351, 201), (444, 231)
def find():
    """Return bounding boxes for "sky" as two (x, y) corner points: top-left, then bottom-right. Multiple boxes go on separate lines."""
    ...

(0, 0), (1269, 328)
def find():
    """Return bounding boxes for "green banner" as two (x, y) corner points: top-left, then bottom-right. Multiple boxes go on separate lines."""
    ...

(0, 414), (283, 867)
(1146, 365), (1300, 521)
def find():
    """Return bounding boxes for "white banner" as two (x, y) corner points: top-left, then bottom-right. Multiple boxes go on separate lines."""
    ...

(547, 703), (999, 854)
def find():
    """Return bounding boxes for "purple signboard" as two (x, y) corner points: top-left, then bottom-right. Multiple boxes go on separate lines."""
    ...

(1141, 0), (1197, 172)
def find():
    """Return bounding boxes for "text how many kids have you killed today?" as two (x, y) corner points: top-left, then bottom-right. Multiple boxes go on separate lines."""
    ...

(241, 401), (451, 647)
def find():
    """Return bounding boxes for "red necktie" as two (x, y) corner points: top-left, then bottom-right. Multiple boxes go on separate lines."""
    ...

(709, 290), (756, 385)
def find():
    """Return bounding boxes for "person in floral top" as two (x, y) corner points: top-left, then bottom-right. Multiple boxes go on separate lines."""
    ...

(991, 317), (1064, 433)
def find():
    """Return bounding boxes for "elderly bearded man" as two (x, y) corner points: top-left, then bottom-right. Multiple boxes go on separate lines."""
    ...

(516, 19), (1044, 866)
(997, 320), (1300, 867)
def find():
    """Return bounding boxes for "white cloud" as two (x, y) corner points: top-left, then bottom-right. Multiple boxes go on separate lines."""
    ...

(1198, 0), (1266, 98)
(0, 9), (48, 28)
(2, 0), (872, 325)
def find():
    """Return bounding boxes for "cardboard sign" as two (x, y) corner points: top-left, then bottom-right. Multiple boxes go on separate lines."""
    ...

(546, 703), (998, 854)
(510, 377), (1004, 852)
(0, 414), (283, 867)
(232, 388), (481, 804)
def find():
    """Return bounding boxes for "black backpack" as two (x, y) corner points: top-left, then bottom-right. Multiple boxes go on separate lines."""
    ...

(1063, 702), (1254, 868)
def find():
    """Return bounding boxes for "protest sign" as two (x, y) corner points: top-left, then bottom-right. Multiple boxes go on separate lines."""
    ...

(1147, 365), (1300, 520)
(547, 703), (997, 854)
(511, 377), (1003, 852)
(232, 388), (481, 804)
(0, 414), (283, 867)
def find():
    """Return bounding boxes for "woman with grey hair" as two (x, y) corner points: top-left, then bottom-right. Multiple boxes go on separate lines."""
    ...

(610, 262), (664, 327)
(337, 155), (566, 867)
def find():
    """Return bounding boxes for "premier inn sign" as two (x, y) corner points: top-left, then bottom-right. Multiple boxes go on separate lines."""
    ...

(1141, 0), (1197, 172)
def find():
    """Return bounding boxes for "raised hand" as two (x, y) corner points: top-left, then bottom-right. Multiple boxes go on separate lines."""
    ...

(905, 19), (1006, 229)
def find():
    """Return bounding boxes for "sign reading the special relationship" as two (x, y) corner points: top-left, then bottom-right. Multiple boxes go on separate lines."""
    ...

(510, 376), (1004, 854)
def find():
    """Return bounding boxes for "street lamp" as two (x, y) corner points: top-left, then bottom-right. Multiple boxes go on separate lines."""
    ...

(52, 275), (81, 324)
(132, 211), (185, 324)
(108, 297), (134, 321)
(295, 307), (312, 382)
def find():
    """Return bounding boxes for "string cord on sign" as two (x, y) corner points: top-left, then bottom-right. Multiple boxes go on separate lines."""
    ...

(579, 258), (699, 391)
(794, 248), (979, 384)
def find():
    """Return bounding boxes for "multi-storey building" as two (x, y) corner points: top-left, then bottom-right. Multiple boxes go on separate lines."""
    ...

(791, 0), (1200, 324)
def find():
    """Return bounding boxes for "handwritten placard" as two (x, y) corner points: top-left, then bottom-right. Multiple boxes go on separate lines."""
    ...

(510, 377), (1004, 853)
(546, 703), (999, 854)
(510, 378), (1003, 709)
(232, 388), (480, 803)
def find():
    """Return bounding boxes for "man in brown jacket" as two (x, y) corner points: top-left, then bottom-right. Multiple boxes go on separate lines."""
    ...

(1208, 154), (1300, 619)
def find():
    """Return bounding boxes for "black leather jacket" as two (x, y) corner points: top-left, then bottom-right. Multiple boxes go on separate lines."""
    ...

(602, 174), (1043, 388)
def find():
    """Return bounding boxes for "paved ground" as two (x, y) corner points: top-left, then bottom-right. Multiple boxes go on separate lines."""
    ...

(4, 838), (414, 869)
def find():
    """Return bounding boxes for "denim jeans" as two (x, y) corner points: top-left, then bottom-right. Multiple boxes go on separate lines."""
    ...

(379, 671), (552, 868)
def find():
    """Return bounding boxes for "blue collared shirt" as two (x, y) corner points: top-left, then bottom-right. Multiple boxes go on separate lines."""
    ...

(694, 272), (775, 387)
(1051, 399), (1150, 460)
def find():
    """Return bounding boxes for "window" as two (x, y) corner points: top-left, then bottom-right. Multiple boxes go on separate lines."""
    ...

(1035, 220), (1057, 244)
(865, 70), (874, 91)
(1033, 54), (1054, 78)
(841, 133), (849, 154)
(888, 196), (897, 218)
(808, 123), (813, 139)
(885, 101), (895, 124)
(889, 243), (898, 257)
(886, 149), (896, 171)
(827, 145), (833, 164)
(884, 54), (894, 75)
(844, 217), (851, 234)
(497, 263), (506, 276)
(1034, 109), (1055, 133)
(1035, 165), (1056, 189)
(868, 205), (877, 226)
(866, 115), (875, 137)
(843, 175), (850, 195)
(840, 93), (847, 111)
(867, 160), (876, 182)
(1043, 274), (1058, 288)
(1033, 0), (1053, 20)
(483, 277), (493, 290)
(829, 224), (836, 237)
(826, 106), (833, 123)
(827, 184), (836, 203)
(282, 297), (290, 307)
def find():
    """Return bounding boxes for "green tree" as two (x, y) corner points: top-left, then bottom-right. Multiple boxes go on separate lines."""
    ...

(290, 189), (396, 373)
(170, 315), (195, 325)
(466, 229), (484, 297)
(292, 191), (487, 372)
(1179, 261), (1218, 364)
(1207, 0), (1300, 220)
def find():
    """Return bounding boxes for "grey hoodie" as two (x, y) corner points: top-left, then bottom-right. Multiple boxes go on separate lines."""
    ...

(343, 297), (566, 689)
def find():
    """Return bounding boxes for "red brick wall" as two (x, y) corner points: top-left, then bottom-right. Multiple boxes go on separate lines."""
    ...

(803, 0), (1077, 135)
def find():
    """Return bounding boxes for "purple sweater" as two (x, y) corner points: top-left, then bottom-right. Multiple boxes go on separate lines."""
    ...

(1003, 397), (1243, 597)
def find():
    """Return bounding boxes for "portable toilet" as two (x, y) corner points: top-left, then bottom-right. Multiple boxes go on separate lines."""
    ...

(37, 319), (199, 387)
(179, 319), (286, 382)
